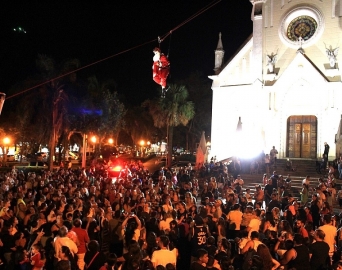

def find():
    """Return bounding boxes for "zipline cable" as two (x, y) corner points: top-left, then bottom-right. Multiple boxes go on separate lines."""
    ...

(158, 0), (221, 43)
(7, 0), (222, 100)
(7, 38), (157, 100)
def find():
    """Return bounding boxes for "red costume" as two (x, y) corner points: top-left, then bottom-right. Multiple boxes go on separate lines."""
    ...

(152, 47), (170, 88)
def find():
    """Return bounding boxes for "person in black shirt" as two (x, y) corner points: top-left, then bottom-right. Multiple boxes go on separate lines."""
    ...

(205, 236), (217, 257)
(309, 229), (330, 270)
(310, 195), (320, 229)
(324, 142), (330, 167)
(270, 171), (279, 190)
(267, 193), (281, 212)
(190, 249), (208, 270)
(281, 233), (310, 270)
(264, 179), (274, 207)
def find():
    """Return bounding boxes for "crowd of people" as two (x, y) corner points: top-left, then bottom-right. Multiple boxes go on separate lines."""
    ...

(0, 158), (341, 270)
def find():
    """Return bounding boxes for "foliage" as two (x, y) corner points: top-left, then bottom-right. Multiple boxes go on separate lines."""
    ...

(143, 84), (194, 166)
(177, 71), (212, 150)
(143, 84), (195, 129)
(69, 76), (125, 146)
(4, 55), (125, 163)
(122, 106), (158, 146)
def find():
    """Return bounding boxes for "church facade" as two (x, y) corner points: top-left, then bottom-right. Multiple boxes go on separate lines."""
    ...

(210, 0), (342, 162)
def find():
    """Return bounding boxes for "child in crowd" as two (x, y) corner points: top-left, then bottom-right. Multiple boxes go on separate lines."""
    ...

(30, 244), (45, 270)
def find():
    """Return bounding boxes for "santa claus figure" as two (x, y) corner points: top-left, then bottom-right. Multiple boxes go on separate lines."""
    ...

(152, 47), (170, 97)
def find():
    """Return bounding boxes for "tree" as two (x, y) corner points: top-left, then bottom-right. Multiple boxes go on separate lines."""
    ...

(177, 72), (212, 151)
(143, 84), (195, 167)
(123, 106), (158, 147)
(70, 76), (125, 151)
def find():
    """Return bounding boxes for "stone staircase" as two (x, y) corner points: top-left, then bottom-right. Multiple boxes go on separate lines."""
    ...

(237, 158), (342, 213)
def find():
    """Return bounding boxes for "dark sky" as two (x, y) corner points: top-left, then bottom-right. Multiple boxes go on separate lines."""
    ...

(1, 1), (253, 105)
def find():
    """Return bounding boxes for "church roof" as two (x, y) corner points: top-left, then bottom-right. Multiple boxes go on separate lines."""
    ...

(218, 34), (253, 74)
(273, 50), (329, 87)
(301, 52), (329, 81)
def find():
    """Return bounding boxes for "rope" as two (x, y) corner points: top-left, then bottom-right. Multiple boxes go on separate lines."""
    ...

(7, 0), (222, 100)
(167, 32), (172, 58)
(7, 38), (157, 100)
(158, 0), (221, 43)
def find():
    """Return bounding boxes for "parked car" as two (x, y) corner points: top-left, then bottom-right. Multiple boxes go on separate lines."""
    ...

(175, 154), (196, 166)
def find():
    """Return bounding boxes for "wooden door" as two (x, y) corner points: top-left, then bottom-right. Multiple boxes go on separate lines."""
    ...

(301, 123), (311, 158)
(286, 116), (317, 158)
(294, 124), (301, 157)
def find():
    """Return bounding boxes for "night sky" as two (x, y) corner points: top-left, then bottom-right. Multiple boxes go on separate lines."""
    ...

(1, 1), (253, 105)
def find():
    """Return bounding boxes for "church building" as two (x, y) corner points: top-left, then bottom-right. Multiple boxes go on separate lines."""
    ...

(210, 0), (342, 162)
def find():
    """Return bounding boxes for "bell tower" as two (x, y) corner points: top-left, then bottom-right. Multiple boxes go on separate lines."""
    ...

(214, 32), (225, 75)
(250, 0), (266, 81)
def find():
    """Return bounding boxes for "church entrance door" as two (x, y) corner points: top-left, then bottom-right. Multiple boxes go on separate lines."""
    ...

(286, 115), (317, 158)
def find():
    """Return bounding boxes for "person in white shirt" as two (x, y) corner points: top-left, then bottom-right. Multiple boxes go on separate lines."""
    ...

(151, 235), (177, 268)
(302, 175), (310, 186)
(159, 211), (174, 233)
(247, 209), (261, 238)
(319, 214), (337, 262)
(54, 226), (78, 260)
(227, 204), (243, 239)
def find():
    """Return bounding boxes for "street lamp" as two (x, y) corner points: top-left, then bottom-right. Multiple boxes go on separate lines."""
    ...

(3, 137), (10, 145)
(91, 136), (97, 152)
(108, 138), (114, 144)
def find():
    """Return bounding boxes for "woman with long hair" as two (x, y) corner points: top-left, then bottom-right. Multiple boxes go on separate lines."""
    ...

(23, 205), (37, 227)
(263, 211), (277, 233)
(84, 240), (107, 270)
(279, 220), (293, 236)
(215, 238), (231, 264)
(217, 217), (226, 243)
(56, 246), (77, 270)
(320, 201), (331, 216)
(256, 243), (280, 270)
(121, 214), (141, 254)
(123, 197), (134, 214)
(271, 207), (280, 228)
(139, 218), (146, 242)
(145, 232), (158, 258)
(184, 192), (195, 211)
(100, 253), (117, 270)
(51, 214), (64, 237)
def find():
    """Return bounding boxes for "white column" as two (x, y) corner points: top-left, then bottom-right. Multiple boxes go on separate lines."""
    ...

(270, 0), (274, 27)
(332, 0), (336, 18)
(264, 5), (268, 28)
(252, 16), (263, 81)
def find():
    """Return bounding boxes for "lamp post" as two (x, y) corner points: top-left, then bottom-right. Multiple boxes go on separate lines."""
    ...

(108, 138), (114, 145)
(147, 141), (151, 155)
(140, 140), (145, 157)
(68, 131), (87, 168)
(3, 137), (10, 163)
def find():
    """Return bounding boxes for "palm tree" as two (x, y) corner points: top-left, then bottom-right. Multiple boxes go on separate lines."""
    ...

(143, 84), (195, 167)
